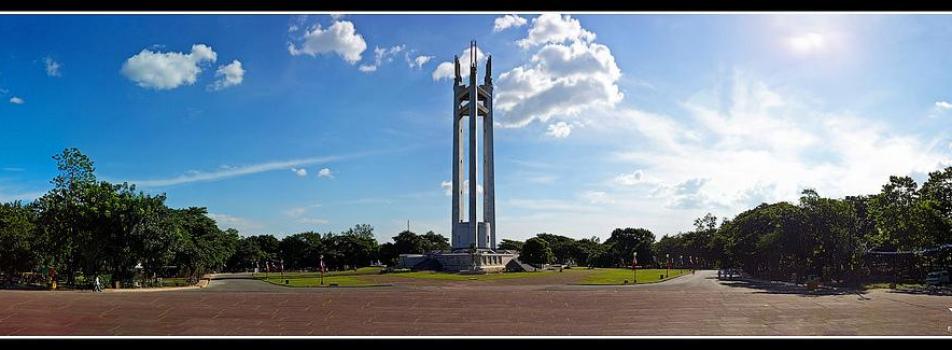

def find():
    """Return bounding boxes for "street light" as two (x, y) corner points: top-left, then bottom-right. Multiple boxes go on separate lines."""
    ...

(632, 252), (638, 284)
(666, 253), (670, 279)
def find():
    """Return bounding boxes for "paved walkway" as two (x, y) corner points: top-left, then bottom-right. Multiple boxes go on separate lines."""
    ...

(1, 270), (950, 336)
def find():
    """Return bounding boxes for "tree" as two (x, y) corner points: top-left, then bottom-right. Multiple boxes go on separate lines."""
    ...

(38, 148), (97, 286)
(378, 242), (400, 266)
(536, 233), (578, 264)
(392, 230), (424, 255)
(0, 201), (39, 281)
(420, 231), (450, 252)
(520, 237), (553, 266)
(498, 239), (524, 251)
(604, 228), (656, 267)
(869, 176), (930, 251)
(279, 232), (323, 270)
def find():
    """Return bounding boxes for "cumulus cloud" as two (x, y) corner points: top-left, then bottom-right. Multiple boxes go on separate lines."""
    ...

(208, 60), (244, 91)
(546, 121), (572, 138)
(517, 13), (595, 48)
(291, 168), (307, 176)
(936, 101), (952, 110)
(493, 14), (528, 32)
(121, 44), (218, 90)
(318, 168), (333, 178)
(44, 57), (61, 77)
(8, 96), (24, 105)
(288, 20), (367, 64)
(432, 45), (486, 81)
(495, 15), (622, 127)
(358, 45), (405, 73)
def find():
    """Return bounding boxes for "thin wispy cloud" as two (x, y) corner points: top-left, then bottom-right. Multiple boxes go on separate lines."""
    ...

(123, 148), (406, 187)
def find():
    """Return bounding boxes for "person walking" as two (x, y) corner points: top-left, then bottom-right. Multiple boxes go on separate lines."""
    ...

(94, 275), (102, 292)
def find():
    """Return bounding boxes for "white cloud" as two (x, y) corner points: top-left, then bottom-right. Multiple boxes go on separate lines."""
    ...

(495, 15), (622, 128)
(44, 57), (61, 77)
(121, 44), (218, 90)
(441, 179), (483, 196)
(546, 122), (572, 138)
(407, 54), (434, 70)
(8, 96), (24, 105)
(288, 20), (367, 64)
(291, 168), (307, 177)
(517, 14), (595, 48)
(318, 168), (333, 178)
(358, 45), (405, 73)
(608, 70), (952, 216)
(207, 213), (263, 234)
(581, 191), (613, 204)
(614, 170), (646, 186)
(208, 60), (244, 91)
(493, 14), (527, 32)
(122, 150), (390, 187)
(297, 218), (329, 225)
(432, 45), (486, 81)
(936, 101), (952, 110)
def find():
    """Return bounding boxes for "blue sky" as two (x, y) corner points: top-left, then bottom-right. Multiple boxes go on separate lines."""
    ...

(2, 14), (952, 243)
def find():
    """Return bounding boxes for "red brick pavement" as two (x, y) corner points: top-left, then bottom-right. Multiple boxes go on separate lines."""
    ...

(0, 271), (950, 336)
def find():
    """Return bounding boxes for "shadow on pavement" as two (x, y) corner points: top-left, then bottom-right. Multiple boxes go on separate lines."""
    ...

(883, 286), (952, 296)
(712, 277), (866, 297)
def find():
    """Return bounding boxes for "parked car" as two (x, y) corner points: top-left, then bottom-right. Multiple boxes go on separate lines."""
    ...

(926, 270), (950, 286)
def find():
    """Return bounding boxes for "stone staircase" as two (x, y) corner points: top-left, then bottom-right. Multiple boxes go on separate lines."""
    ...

(506, 258), (538, 272)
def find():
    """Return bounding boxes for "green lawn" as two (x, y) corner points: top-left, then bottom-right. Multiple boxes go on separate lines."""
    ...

(258, 275), (386, 287)
(385, 270), (565, 281)
(578, 268), (691, 285)
(862, 282), (925, 290)
(253, 267), (384, 279)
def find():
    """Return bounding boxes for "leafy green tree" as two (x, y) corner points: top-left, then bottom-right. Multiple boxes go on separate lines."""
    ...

(869, 176), (930, 251)
(35, 148), (97, 286)
(0, 201), (39, 281)
(498, 239), (524, 251)
(279, 232), (323, 270)
(536, 233), (578, 264)
(378, 242), (400, 266)
(420, 231), (450, 252)
(392, 230), (424, 254)
(604, 227), (655, 267)
(520, 237), (553, 266)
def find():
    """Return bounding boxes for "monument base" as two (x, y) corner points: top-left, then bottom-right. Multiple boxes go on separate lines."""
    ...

(397, 250), (517, 273)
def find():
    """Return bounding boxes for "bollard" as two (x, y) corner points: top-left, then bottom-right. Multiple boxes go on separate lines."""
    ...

(285, 280), (289, 285)
(624, 280), (629, 284)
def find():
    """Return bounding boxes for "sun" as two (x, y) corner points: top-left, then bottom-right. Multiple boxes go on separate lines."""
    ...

(789, 32), (825, 53)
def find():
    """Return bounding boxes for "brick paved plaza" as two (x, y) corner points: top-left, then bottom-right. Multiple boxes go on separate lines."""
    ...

(0, 271), (950, 336)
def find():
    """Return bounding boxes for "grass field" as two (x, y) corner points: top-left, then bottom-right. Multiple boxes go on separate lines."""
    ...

(384, 270), (573, 281)
(862, 282), (926, 290)
(579, 268), (691, 285)
(259, 275), (386, 287)
(254, 267), (384, 279)
(255, 267), (387, 287)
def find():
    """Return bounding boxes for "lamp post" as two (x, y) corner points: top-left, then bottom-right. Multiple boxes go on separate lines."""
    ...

(666, 253), (670, 279)
(632, 252), (638, 284)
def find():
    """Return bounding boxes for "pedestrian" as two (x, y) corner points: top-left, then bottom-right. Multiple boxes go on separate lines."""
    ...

(94, 275), (102, 292)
